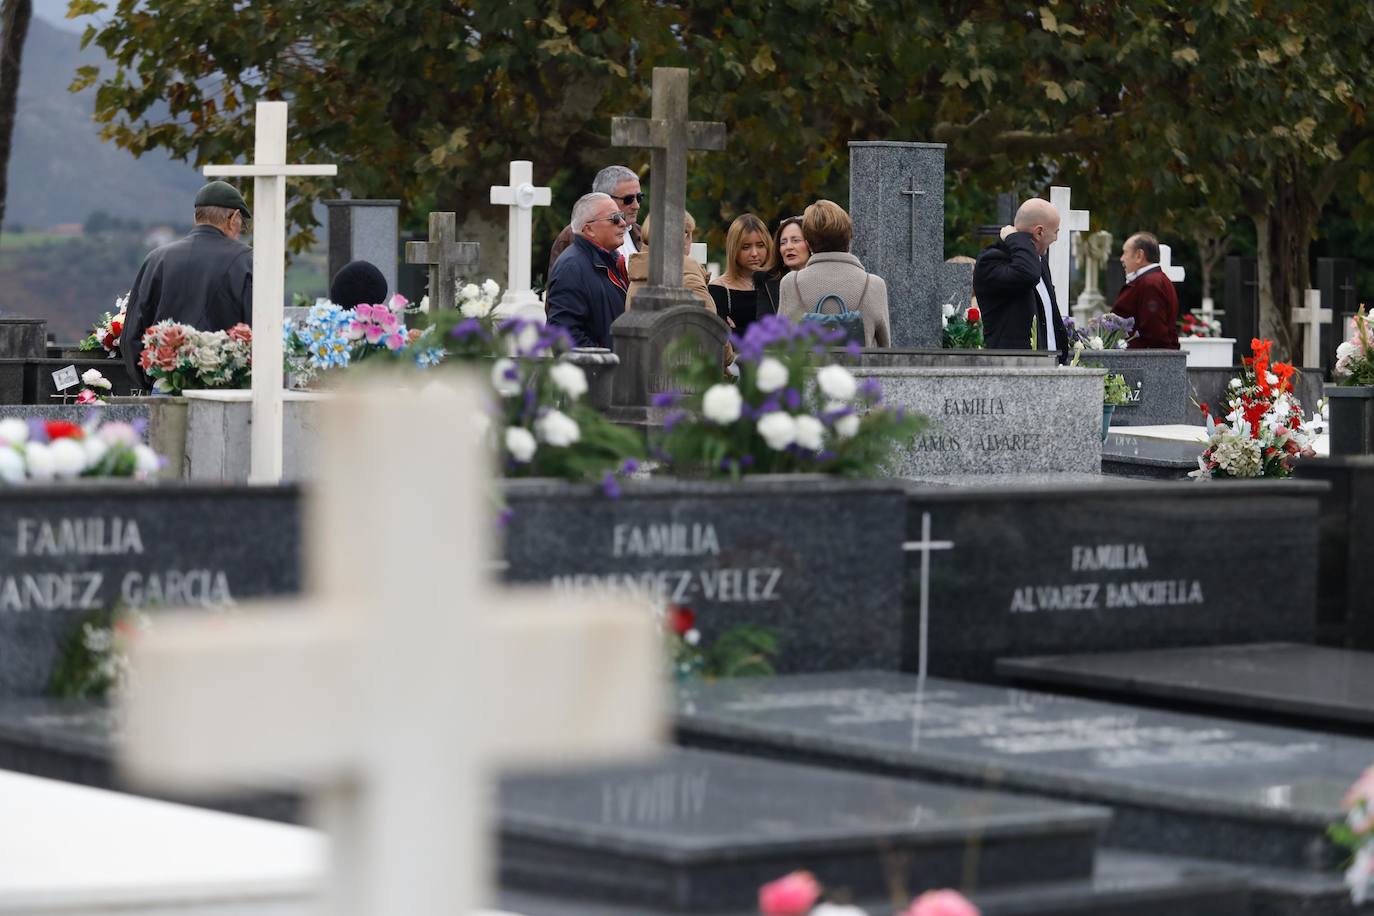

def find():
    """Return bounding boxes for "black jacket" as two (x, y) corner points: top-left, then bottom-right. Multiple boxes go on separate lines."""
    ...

(972, 232), (1070, 363)
(122, 224), (253, 381)
(707, 271), (778, 334)
(545, 235), (628, 349)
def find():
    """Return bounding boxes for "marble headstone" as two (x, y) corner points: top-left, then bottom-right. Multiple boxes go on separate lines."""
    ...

(324, 199), (400, 300)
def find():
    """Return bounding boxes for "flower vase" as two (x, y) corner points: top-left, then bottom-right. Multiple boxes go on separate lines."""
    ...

(1101, 404), (1116, 442)
(1325, 384), (1374, 456)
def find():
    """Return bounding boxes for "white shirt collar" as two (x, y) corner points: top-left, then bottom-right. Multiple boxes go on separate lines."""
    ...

(1125, 263), (1160, 283)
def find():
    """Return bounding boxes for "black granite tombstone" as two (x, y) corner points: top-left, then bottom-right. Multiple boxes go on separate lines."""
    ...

(1317, 258), (1359, 379)
(1295, 455), (1374, 647)
(0, 318), (47, 360)
(1222, 257), (1260, 355)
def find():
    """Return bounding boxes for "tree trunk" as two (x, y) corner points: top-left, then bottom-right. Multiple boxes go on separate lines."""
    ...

(1249, 156), (1333, 362)
(0, 0), (32, 235)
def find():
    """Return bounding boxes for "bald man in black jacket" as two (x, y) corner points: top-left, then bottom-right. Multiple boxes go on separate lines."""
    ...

(973, 198), (1070, 364)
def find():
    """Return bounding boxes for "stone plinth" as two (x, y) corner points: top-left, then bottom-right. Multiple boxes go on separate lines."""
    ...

(324, 199), (400, 299)
(561, 348), (619, 413)
(609, 304), (728, 428)
(0, 319), (46, 360)
(181, 389), (328, 482)
(849, 366), (1105, 477)
(1076, 349), (1189, 426)
(841, 348), (1054, 369)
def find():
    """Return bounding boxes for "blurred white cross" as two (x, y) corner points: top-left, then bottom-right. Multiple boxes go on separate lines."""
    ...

(490, 161), (552, 322)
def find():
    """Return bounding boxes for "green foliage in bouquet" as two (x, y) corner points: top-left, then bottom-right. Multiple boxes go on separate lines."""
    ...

(1103, 372), (1133, 406)
(657, 315), (926, 478)
(49, 604), (149, 700)
(1336, 307), (1374, 387)
(941, 303), (984, 350)
(663, 605), (778, 682)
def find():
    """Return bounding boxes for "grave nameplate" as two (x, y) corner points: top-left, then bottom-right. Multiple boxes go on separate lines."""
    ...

(902, 480), (1321, 679)
(499, 747), (1107, 910)
(500, 478), (906, 673)
(1077, 350), (1189, 426)
(849, 367), (1104, 477)
(998, 643), (1374, 731)
(0, 484), (301, 697)
(676, 671), (1374, 869)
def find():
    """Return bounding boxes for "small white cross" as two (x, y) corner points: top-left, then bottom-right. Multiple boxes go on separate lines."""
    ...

(490, 161), (552, 322)
(1158, 244), (1187, 283)
(1292, 288), (1333, 369)
(1048, 186), (1090, 315)
(118, 378), (663, 916)
(203, 101), (337, 485)
(902, 512), (955, 680)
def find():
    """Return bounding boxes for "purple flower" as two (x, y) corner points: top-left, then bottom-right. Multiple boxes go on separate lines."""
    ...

(600, 471), (622, 499)
(859, 377), (883, 400)
(783, 387), (801, 410)
(620, 458), (640, 474)
(845, 341), (863, 358)
(651, 390), (681, 407)
(739, 454), (755, 467)
(816, 449), (837, 461)
(496, 508), (514, 529)
(450, 318), (487, 339)
(663, 409), (688, 431)
(26, 418), (48, 443)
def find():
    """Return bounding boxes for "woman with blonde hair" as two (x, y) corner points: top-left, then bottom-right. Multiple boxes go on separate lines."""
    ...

(625, 211), (713, 311)
(708, 213), (777, 334)
(779, 199), (890, 348)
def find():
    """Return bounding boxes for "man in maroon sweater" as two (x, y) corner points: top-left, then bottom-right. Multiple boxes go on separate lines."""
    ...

(1112, 232), (1181, 349)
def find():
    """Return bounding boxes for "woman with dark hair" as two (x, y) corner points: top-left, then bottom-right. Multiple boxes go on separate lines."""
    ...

(779, 199), (890, 348)
(708, 213), (777, 334)
(775, 216), (811, 273)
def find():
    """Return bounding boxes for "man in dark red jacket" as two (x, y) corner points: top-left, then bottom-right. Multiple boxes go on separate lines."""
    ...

(1112, 232), (1180, 349)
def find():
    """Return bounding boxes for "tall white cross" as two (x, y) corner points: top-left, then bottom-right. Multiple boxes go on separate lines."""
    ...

(203, 101), (337, 484)
(1292, 288), (1333, 369)
(1048, 186), (1090, 315)
(118, 378), (663, 916)
(490, 161), (551, 323)
(1158, 243), (1187, 283)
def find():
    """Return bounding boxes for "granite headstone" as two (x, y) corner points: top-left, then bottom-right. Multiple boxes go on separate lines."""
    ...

(1295, 455), (1374, 648)
(0, 318), (46, 360)
(1077, 349), (1189, 426)
(1222, 257), (1260, 355)
(324, 199), (400, 299)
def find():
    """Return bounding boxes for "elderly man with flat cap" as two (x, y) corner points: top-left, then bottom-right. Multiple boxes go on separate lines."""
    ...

(121, 180), (254, 383)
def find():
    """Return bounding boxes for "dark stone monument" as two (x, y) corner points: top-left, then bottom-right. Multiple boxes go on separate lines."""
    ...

(1100, 432), (1200, 480)
(676, 671), (1374, 872)
(1104, 259), (1126, 307)
(1317, 257), (1359, 378)
(1188, 366), (1324, 425)
(324, 199), (400, 298)
(404, 211), (480, 311)
(500, 477), (906, 673)
(1075, 349), (1190, 426)
(609, 68), (729, 426)
(999, 643), (1374, 732)
(1295, 456), (1374, 648)
(902, 479), (1323, 679)
(499, 747), (1108, 910)
(0, 318), (46, 360)
(1223, 256), (1260, 355)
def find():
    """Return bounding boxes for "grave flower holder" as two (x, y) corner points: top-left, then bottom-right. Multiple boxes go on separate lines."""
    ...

(1179, 337), (1236, 368)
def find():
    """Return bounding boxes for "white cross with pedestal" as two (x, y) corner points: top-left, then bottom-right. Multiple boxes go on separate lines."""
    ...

(1048, 186), (1090, 315)
(1292, 288), (1333, 369)
(203, 101), (337, 485)
(490, 161), (552, 323)
(1158, 243), (1187, 283)
(118, 377), (663, 916)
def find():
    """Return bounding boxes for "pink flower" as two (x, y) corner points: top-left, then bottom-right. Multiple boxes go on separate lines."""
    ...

(903, 890), (980, 916)
(76, 388), (99, 404)
(758, 871), (821, 916)
(384, 331), (407, 352)
(389, 293), (409, 311)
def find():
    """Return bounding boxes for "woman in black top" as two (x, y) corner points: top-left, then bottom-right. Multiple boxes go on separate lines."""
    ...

(708, 213), (777, 334)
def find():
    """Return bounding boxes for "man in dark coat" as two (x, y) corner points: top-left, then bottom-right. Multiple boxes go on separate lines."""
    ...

(972, 198), (1070, 364)
(545, 192), (629, 349)
(1112, 232), (1181, 349)
(121, 181), (253, 382)
(545, 164), (643, 281)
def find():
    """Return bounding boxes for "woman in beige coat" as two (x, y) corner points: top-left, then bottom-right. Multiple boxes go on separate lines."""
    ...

(778, 199), (891, 348)
(624, 211), (714, 311)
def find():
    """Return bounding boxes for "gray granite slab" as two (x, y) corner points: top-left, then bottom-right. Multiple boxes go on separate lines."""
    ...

(182, 392), (325, 482)
(852, 367), (1105, 476)
(0, 484), (302, 696)
(900, 479), (1322, 679)
(842, 348), (1055, 369)
(0, 318), (46, 360)
(0, 403), (152, 425)
(675, 671), (1374, 869)
(998, 643), (1374, 730)
(500, 747), (1106, 910)
(1101, 431), (1200, 479)
(500, 477), (906, 673)
(324, 199), (400, 299)
(1076, 350), (1189, 426)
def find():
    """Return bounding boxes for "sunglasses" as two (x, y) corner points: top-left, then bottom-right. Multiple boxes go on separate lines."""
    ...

(612, 192), (645, 206)
(588, 211), (628, 225)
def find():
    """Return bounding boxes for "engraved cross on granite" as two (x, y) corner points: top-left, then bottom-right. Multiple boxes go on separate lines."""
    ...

(405, 212), (480, 311)
(900, 176), (927, 263)
(611, 67), (726, 310)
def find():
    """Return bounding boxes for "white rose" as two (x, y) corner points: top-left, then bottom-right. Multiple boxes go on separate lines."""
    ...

(482, 279), (500, 299)
(81, 368), (112, 389)
(24, 441), (54, 480)
(756, 411), (797, 451)
(83, 436), (109, 466)
(1337, 341), (1359, 360)
(535, 409), (581, 447)
(835, 413), (861, 439)
(0, 418), (28, 445)
(460, 299), (489, 319)
(133, 445), (161, 474)
(1266, 371), (1279, 386)
(419, 295), (431, 313)
(460, 283), (480, 301)
(754, 357), (788, 393)
(491, 358), (520, 397)
(49, 438), (87, 478)
(1073, 340), (1085, 352)
(1229, 378), (1242, 389)
(505, 426), (537, 462)
(0, 448), (24, 483)
(549, 362), (589, 399)
(795, 415), (825, 451)
(1089, 336), (1105, 350)
(942, 303), (956, 318)
(816, 364), (858, 401)
(701, 384), (743, 424)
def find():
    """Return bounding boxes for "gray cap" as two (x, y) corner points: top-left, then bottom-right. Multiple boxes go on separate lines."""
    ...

(194, 180), (251, 219)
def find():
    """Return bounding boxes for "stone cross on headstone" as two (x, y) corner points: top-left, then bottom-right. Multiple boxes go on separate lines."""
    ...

(118, 379), (663, 916)
(903, 512), (954, 681)
(490, 161), (551, 322)
(899, 176), (927, 263)
(203, 100), (337, 485)
(1292, 288), (1333, 369)
(1048, 186), (1090, 315)
(405, 213), (480, 311)
(1158, 244), (1186, 283)
(611, 67), (726, 311)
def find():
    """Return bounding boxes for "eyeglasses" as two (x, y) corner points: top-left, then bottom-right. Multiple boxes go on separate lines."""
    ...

(587, 211), (628, 226)
(612, 192), (645, 206)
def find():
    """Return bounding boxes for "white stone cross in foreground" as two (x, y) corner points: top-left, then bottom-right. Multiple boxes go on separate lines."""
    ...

(1048, 186), (1090, 315)
(118, 378), (664, 916)
(1292, 288), (1333, 369)
(203, 101), (337, 485)
(1158, 243), (1187, 283)
(490, 160), (552, 323)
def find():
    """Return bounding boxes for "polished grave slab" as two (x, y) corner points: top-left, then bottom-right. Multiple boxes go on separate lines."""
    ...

(998, 643), (1374, 731)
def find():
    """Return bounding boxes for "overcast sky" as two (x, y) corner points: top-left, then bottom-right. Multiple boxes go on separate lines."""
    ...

(34, 0), (93, 33)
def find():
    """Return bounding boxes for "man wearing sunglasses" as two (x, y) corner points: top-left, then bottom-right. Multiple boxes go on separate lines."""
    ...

(546, 165), (643, 279)
(121, 180), (254, 385)
(546, 193), (630, 349)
